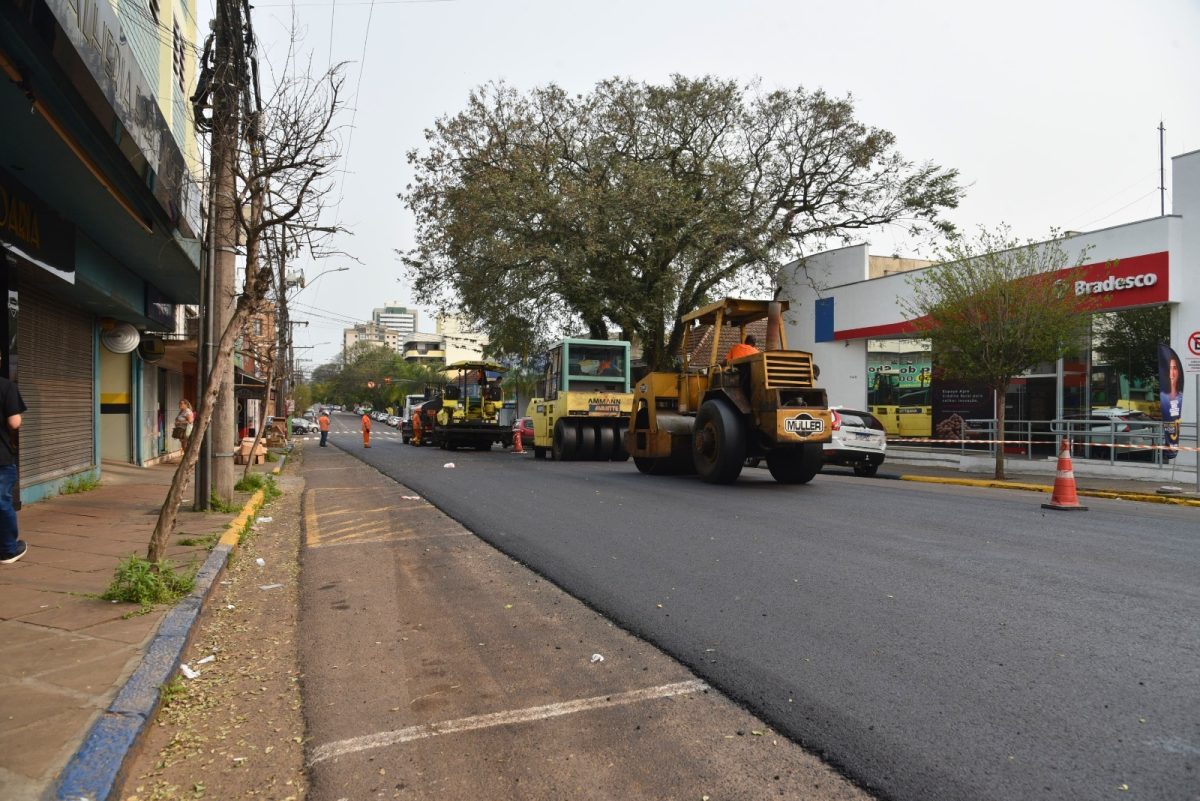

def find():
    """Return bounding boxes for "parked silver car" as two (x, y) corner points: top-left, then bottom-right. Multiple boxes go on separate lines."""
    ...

(822, 408), (887, 477)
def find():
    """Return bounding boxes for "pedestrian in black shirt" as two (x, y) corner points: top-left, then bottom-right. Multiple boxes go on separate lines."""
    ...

(0, 375), (28, 563)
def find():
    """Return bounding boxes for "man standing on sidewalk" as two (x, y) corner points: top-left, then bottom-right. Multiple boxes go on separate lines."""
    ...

(0, 373), (28, 564)
(318, 409), (330, 447)
(361, 410), (372, 448)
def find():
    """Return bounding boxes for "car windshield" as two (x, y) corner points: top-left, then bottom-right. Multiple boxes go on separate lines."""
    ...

(837, 410), (885, 430)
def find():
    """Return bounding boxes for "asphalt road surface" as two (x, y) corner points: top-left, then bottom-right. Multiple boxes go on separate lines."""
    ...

(320, 414), (1199, 801)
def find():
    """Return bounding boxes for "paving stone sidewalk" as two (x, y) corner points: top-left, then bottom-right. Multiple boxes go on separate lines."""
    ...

(0, 460), (254, 801)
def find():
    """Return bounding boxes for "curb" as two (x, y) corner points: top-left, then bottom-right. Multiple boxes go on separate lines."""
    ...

(50, 487), (272, 801)
(900, 474), (1200, 507)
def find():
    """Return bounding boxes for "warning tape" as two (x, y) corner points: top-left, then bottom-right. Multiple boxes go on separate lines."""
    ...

(887, 436), (1200, 453)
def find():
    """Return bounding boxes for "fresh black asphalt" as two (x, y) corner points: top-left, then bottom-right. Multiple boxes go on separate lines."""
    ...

(324, 419), (1200, 801)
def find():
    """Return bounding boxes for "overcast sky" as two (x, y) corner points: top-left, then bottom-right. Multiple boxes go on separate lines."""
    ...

(216, 0), (1200, 368)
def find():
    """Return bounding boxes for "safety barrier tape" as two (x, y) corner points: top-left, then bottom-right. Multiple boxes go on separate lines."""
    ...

(886, 436), (1200, 453)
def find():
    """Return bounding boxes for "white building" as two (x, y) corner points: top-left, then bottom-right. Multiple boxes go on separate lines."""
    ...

(373, 303), (418, 336)
(437, 315), (489, 363)
(343, 322), (401, 352)
(780, 148), (1200, 472)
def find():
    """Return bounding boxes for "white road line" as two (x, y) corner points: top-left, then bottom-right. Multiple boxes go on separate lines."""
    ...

(308, 679), (708, 765)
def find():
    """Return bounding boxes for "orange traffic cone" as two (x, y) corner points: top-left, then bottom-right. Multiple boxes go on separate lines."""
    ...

(512, 427), (525, 454)
(1042, 439), (1087, 511)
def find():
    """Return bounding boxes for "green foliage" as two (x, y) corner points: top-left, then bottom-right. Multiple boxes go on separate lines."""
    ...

(60, 473), (100, 495)
(209, 493), (238, 514)
(401, 76), (962, 370)
(1094, 306), (1170, 385)
(902, 226), (1097, 478)
(159, 675), (187, 706)
(309, 347), (448, 409)
(177, 532), (219, 549)
(234, 472), (281, 502)
(103, 555), (196, 609)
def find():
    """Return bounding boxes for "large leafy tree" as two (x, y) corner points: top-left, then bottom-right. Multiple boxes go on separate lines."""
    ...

(402, 76), (962, 369)
(903, 227), (1098, 479)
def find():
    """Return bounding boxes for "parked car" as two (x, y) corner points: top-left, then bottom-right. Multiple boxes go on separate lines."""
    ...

(822, 408), (887, 477)
(387, 415), (402, 427)
(1061, 407), (1158, 459)
(290, 417), (317, 434)
(512, 417), (535, 446)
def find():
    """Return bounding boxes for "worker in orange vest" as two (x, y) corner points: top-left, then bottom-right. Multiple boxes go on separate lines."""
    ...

(726, 334), (759, 362)
(318, 410), (330, 447)
(361, 411), (372, 448)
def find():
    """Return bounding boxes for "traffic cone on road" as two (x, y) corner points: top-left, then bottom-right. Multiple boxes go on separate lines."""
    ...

(1042, 439), (1088, 511)
(512, 427), (525, 454)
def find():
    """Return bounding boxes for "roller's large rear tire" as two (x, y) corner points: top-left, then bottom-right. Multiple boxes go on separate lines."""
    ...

(693, 400), (746, 484)
(552, 419), (577, 461)
(767, 443), (823, 484)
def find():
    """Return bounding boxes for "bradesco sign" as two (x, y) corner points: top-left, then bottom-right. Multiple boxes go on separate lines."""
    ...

(1063, 251), (1168, 311)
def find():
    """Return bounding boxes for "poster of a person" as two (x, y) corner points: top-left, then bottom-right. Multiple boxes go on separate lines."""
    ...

(1157, 344), (1184, 459)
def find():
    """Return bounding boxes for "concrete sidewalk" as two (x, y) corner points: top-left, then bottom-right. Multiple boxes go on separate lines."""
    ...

(0, 459), (265, 801)
(879, 446), (1200, 505)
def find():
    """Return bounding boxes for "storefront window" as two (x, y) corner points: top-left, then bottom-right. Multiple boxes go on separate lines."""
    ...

(1091, 306), (1168, 416)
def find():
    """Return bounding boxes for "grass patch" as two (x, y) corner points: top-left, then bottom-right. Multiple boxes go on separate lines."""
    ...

(159, 675), (187, 706)
(265, 451), (279, 462)
(60, 474), (100, 495)
(102, 555), (197, 609)
(235, 472), (281, 501)
(209, 493), (238, 513)
(177, 532), (219, 549)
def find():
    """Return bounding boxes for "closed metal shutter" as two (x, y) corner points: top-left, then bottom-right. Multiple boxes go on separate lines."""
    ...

(19, 285), (95, 485)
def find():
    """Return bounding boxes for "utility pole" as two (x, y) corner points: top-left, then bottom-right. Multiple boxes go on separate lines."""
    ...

(1159, 120), (1166, 217)
(210, 0), (244, 505)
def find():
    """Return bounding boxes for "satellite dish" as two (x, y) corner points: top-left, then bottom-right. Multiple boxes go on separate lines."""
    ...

(102, 322), (141, 354)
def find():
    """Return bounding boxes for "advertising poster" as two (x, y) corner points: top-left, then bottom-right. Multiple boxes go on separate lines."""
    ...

(932, 380), (993, 441)
(1158, 343), (1184, 460)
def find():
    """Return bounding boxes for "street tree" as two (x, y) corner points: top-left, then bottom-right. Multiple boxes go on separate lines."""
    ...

(902, 227), (1098, 480)
(402, 76), (962, 369)
(1094, 306), (1170, 387)
(147, 60), (346, 563)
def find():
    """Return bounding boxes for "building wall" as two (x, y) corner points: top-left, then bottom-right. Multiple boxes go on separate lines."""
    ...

(780, 149), (1200, 469)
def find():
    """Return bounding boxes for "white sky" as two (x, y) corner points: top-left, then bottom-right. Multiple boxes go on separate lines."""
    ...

(217, 0), (1200, 368)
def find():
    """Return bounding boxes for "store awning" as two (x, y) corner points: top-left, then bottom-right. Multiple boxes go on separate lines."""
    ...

(234, 368), (268, 400)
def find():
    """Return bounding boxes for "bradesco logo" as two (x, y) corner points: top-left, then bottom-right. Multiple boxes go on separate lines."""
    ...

(1075, 272), (1158, 296)
(785, 413), (825, 435)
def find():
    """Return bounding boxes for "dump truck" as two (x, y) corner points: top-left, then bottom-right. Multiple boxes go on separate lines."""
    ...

(624, 298), (833, 484)
(433, 361), (510, 450)
(526, 338), (633, 461)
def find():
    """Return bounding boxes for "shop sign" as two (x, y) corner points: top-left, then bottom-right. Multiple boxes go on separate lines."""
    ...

(1059, 252), (1168, 311)
(0, 167), (75, 283)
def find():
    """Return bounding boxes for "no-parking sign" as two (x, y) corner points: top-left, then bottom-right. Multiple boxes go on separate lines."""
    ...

(1188, 330), (1200, 372)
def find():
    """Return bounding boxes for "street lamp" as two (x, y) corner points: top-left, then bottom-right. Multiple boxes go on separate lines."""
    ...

(285, 266), (349, 290)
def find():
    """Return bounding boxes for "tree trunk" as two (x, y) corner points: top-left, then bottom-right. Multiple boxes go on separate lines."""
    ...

(993, 385), (1006, 481)
(147, 298), (254, 563)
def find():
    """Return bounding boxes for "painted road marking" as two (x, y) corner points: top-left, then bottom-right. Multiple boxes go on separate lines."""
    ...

(309, 679), (709, 765)
(307, 531), (471, 549)
(304, 489), (440, 548)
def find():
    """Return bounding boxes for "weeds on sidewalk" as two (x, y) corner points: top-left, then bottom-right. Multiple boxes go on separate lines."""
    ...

(60, 473), (100, 495)
(209, 493), (238, 513)
(102, 556), (196, 611)
(177, 532), (219, 549)
(235, 473), (281, 501)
